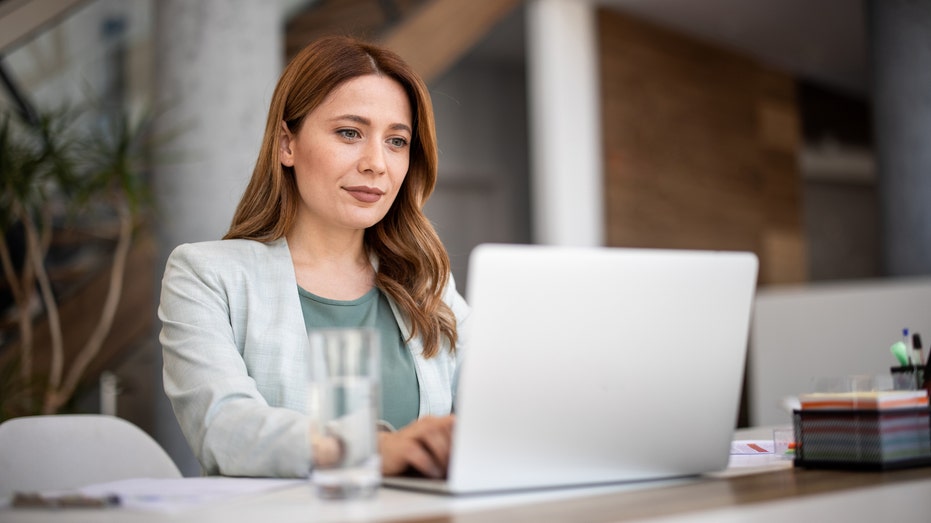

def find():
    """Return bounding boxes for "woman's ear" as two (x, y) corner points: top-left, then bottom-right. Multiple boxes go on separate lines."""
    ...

(279, 121), (295, 167)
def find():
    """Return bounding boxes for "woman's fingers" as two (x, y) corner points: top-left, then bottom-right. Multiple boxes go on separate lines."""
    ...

(401, 438), (445, 478)
(379, 430), (443, 477)
(416, 416), (454, 469)
(380, 415), (455, 478)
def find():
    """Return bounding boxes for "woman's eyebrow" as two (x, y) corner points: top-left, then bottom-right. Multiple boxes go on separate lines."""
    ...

(331, 114), (412, 135)
(332, 114), (369, 126)
(390, 123), (413, 135)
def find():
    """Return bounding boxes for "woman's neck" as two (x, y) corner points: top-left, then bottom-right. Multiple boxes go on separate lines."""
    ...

(286, 225), (374, 300)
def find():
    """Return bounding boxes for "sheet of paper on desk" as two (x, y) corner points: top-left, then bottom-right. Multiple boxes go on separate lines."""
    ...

(730, 440), (774, 455)
(76, 477), (305, 512)
(718, 440), (793, 475)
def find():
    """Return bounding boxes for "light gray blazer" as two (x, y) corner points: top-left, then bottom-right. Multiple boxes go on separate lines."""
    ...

(158, 238), (470, 477)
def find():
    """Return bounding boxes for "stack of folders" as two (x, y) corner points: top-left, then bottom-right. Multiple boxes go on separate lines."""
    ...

(793, 390), (931, 470)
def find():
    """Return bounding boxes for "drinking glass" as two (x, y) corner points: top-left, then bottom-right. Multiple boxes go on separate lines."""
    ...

(307, 327), (381, 499)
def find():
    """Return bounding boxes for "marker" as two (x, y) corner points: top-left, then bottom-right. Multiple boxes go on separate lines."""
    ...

(912, 333), (924, 372)
(890, 340), (909, 366)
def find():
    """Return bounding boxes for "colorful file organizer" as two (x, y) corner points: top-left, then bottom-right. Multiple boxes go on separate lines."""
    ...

(792, 390), (931, 470)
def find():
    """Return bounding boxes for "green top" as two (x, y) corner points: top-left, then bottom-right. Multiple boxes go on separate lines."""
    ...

(298, 286), (420, 430)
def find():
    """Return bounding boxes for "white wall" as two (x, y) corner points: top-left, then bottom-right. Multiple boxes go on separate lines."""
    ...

(152, 1), (284, 247)
(749, 277), (931, 426)
(525, 0), (603, 246)
(428, 59), (531, 290)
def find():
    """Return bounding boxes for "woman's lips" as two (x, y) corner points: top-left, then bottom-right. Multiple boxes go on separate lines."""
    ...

(344, 186), (384, 203)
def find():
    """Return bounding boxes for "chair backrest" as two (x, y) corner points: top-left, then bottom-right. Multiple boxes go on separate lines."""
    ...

(0, 414), (182, 499)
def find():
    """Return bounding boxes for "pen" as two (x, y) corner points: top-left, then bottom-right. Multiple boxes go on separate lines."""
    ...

(903, 328), (912, 365)
(12, 492), (121, 508)
(912, 332), (924, 372)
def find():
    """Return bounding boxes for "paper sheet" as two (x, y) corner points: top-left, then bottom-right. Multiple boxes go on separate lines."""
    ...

(76, 477), (306, 512)
(730, 440), (775, 455)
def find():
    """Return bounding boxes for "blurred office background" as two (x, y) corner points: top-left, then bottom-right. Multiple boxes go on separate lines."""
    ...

(1, 0), (929, 476)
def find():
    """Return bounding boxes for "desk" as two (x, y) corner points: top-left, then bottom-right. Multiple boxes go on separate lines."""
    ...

(3, 446), (931, 523)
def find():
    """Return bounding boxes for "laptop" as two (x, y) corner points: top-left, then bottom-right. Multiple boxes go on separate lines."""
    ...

(383, 243), (759, 494)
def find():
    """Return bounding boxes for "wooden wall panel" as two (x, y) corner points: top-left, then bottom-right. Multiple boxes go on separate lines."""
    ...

(598, 9), (806, 284)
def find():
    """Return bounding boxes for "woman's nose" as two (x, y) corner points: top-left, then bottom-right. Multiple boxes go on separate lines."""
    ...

(358, 140), (386, 174)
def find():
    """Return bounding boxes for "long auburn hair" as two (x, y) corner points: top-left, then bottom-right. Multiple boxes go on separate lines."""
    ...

(224, 35), (456, 357)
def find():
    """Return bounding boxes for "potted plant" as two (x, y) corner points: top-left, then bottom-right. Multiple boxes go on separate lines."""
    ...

(0, 101), (156, 418)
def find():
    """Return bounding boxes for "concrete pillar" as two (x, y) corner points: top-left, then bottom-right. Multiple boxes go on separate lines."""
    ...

(867, 0), (931, 276)
(525, 0), (603, 246)
(151, 0), (286, 475)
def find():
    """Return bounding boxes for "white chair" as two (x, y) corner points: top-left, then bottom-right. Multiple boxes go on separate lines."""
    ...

(0, 414), (182, 499)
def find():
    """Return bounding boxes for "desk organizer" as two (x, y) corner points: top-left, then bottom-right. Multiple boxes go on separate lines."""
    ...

(792, 407), (931, 470)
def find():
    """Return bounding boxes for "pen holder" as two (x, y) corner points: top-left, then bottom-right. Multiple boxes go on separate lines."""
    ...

(891, 365), (924, 391)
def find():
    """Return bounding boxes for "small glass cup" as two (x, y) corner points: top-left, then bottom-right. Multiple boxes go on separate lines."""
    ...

(772, 428), (795, 460)
(307, 328), (381, 499)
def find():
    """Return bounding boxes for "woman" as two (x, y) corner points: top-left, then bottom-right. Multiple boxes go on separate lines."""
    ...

(159, 36), (469, 479)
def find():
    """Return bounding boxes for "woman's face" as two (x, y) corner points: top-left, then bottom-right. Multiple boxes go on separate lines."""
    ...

(280, 74), (412, 235)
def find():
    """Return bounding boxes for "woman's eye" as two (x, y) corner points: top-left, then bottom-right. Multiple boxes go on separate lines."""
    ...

(387, 137), (409, 148)
(338, 129), (360, 140)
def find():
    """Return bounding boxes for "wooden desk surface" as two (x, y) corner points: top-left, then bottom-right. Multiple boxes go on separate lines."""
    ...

(405, 465), (931, 523)
(3, 465), (931, 523)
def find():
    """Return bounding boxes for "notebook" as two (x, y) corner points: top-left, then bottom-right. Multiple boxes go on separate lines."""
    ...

(382, 243), (759, 494)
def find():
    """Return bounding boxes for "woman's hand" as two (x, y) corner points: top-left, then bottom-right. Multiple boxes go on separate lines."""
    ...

(379, 415), (455, 478)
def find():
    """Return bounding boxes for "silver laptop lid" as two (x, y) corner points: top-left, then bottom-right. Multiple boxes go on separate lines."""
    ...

(446, 243), (758, 493)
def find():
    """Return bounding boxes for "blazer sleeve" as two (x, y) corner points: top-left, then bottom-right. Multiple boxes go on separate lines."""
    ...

(159, 243), (311, 477)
